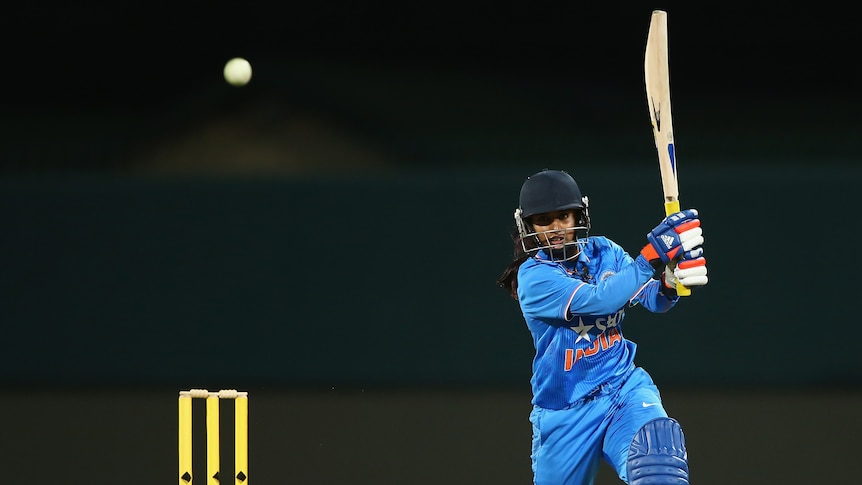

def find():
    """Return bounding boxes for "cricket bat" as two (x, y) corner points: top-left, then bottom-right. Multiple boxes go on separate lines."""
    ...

(644, 9), (690, 296)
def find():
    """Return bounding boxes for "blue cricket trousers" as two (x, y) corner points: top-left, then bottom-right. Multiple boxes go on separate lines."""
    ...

(529, 367), (669, 485)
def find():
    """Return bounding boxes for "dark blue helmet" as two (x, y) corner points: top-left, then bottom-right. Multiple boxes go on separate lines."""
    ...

(519, 169), (587, 218)
(515, 169), (591, 261)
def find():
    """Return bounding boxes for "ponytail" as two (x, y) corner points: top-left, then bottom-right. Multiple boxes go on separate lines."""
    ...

(497, 229), (530, 300)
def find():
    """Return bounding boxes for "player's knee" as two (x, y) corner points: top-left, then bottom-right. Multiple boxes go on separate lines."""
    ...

(626, 417), (689, 485)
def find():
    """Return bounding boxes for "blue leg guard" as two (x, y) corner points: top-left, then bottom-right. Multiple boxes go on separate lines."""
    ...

(626, 417), (689, 485)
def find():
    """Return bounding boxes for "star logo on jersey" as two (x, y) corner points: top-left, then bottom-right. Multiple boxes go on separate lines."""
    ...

(569, 320), (594, 343)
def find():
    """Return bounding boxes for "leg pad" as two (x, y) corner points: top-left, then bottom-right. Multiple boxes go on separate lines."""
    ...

(626, 417), (689, 485)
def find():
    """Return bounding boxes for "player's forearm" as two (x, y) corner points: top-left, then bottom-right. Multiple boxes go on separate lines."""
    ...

(637, 279), (677, 313)
(569, 255), (656, 315)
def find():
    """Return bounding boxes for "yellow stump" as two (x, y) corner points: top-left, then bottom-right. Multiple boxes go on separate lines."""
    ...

(206, 395), (220, 485)
(235, 395), (249, 483)
(179, 394), (193, 484)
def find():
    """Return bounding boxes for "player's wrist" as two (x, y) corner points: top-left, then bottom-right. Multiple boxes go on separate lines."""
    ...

(636, 253), (664, 280)
(640, 243), (660, 262)
(638, 248), (664, 275)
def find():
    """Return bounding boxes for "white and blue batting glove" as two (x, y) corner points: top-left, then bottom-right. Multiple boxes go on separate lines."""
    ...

(665, 247), (708, 288)
(641, 209), (704, 266)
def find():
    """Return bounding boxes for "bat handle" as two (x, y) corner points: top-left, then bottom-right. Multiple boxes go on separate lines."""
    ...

(664, 200), (691, 297)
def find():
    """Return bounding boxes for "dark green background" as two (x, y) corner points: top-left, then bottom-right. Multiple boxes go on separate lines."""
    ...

(3, 164), (861, 390)
(3, 165), (860, 484)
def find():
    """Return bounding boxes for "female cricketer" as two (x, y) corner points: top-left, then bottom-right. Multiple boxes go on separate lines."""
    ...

(497, 169), (708, 485)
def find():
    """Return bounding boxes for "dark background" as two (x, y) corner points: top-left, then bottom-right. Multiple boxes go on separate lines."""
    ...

(2, 3), (860, 484)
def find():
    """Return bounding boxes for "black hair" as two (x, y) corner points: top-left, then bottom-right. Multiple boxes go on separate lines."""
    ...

(496, 228), (530, 300)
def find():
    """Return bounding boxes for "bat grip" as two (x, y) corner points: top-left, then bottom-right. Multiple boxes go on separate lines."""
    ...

(663, 200), (691, 297)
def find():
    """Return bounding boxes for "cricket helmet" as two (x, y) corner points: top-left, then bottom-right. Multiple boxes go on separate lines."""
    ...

(515, 169), (591, 261)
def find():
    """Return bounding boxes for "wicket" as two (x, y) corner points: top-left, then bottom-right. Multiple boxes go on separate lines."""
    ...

(179, 389), (248, 485)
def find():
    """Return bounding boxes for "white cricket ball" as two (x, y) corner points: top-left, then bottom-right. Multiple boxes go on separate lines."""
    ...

(223, 57), (252, 87)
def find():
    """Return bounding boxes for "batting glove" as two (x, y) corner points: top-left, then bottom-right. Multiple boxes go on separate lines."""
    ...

(665, 247), (708, 290)
(641, 209), (704, 270)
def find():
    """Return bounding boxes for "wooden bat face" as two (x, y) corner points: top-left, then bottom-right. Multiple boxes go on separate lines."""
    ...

(644, 10), (679, 212)
(645, 9), (690, 296)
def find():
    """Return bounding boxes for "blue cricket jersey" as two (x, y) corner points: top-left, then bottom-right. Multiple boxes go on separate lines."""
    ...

(517, 236), (676, 410)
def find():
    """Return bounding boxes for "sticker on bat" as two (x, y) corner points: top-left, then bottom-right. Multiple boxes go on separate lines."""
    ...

(667, 143), (676, 173)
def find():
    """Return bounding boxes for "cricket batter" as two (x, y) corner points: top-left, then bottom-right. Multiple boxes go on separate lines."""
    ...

(497, 169), (708, 484)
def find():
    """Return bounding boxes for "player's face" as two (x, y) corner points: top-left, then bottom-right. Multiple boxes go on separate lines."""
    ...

(529, 210), (577, 248)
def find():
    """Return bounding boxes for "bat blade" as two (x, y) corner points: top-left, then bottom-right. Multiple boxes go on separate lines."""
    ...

(644, 9), (690, 296)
